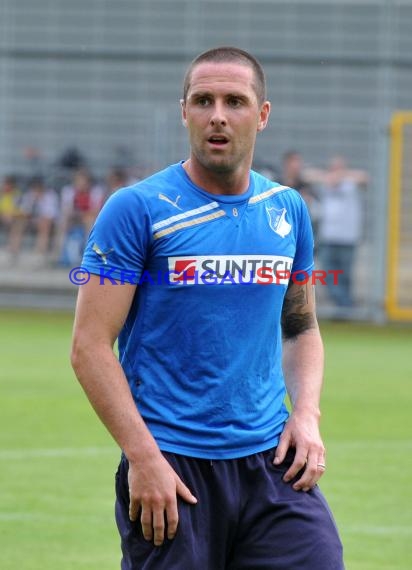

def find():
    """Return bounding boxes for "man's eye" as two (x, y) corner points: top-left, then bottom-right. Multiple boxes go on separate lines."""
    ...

(197, 98), (210, 106)
(228, 98), (242, 108)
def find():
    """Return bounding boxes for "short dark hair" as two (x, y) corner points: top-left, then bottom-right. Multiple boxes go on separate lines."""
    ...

(183, 46), (267, 104)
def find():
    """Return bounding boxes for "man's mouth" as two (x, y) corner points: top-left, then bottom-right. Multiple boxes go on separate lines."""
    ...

(208, 135), (229, 146)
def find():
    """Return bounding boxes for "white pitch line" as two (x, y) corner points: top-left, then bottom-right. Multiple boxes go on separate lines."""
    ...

(0, 446), (118, 460)
(343, 525), (412, 537)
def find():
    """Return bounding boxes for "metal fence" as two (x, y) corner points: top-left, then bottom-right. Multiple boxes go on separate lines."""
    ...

(1, 0), (412, 319)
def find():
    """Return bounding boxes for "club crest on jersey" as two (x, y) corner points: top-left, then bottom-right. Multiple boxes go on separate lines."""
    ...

(266, 207), (292, 238)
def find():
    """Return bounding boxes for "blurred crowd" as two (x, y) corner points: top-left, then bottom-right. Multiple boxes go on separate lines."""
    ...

(0, 147), (140, 268)
(260, 151), (369, 309)
(0, 147), (368, 309)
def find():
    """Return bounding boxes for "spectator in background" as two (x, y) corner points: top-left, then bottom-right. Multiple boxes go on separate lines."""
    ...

(279, 151), (320, 242)
(57, 147), (87, 171)
(55, 168), (105, 265)
(105, 167), (129, 198)
(0, 175), (21, 241)
(305, 155), (369, 308)
(7, 176), (59, 260)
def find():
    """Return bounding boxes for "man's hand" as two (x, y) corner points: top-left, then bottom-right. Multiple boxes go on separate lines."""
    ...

(128, 453), (197, 546)
(273, 409), (326, 492)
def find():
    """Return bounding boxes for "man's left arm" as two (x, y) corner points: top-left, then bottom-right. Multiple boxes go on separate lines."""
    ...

(274, 280), (326, 492)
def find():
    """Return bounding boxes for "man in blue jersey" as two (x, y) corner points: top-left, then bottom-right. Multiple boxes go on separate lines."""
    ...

(71, 47), (344, 569)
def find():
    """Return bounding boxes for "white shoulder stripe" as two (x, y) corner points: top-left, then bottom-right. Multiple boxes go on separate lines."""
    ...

(248, 185), (289, 204)
(152, 201), (219, 231)
(153, 210), (225, 240)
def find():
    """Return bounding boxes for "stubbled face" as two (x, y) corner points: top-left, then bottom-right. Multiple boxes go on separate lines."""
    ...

(181, 62), (270, 177)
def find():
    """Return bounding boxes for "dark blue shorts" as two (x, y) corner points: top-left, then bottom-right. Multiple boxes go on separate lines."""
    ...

(115, 448), (344, 569)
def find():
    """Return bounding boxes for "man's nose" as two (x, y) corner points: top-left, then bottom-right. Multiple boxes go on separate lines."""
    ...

(210, 103), (227, 127)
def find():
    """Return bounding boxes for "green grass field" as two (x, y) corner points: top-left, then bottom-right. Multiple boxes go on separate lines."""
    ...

(0, 310), (411, 569)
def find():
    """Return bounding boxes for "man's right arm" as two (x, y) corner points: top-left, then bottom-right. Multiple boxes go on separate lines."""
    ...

(71, 275), (197, 545)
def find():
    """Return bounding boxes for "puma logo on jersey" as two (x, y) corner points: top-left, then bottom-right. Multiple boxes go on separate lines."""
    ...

(158, 193), (182, 210)
(92, 243), (114, 265)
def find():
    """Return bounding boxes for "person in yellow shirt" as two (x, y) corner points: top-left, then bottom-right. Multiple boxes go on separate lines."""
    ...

(0, 175), (21, 232)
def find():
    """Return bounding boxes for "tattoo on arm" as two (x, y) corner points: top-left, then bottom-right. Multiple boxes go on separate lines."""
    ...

(281, 282), (316, 340)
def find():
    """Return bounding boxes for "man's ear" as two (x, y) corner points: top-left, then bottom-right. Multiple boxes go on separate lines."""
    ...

(257, 101), (271, 132)
(180, 99), (187, 127)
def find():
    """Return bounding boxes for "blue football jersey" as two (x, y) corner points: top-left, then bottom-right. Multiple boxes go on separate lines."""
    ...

(82, 162), (314, 459)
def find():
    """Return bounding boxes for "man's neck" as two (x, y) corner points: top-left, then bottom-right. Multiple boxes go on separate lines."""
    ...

(182, 159), (251, 196)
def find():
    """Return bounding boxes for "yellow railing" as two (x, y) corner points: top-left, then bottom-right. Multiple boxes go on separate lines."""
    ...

(386, 111), (412, 320)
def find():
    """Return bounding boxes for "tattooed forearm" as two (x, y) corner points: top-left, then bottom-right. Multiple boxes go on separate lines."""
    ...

(281, 282), (316, 340)
(282, 312), (315, 340)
